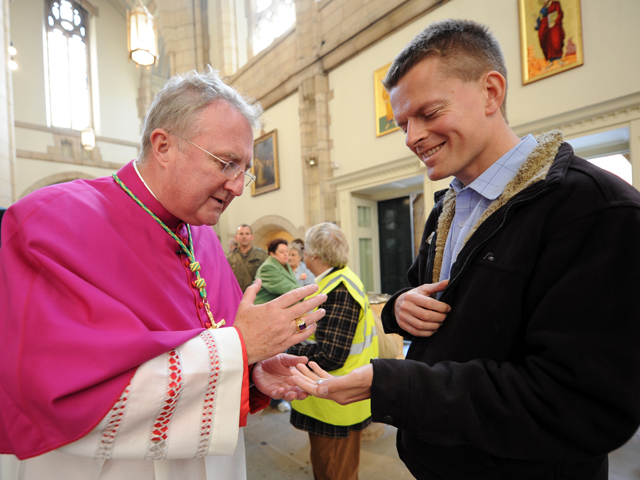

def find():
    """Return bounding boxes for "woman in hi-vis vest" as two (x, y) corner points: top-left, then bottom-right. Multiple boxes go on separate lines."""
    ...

(288, 223), (379, 480)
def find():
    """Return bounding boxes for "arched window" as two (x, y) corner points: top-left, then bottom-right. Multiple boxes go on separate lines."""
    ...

(44, 0), (91, 131)
(252, 0), (295, 55)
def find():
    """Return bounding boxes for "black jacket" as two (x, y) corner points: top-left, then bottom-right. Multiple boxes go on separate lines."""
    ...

(373, 131), (640, 479)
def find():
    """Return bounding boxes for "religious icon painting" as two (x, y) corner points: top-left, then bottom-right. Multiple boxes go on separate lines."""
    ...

(519, 0), (584, 85)
(374, 63), (400, 137)
(251, 130), (280, 196)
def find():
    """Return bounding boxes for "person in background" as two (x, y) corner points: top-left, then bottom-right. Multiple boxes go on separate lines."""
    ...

(292, 19), (640, 480)
(254, 238), (302, 412)
(288, 241), (315, 286)
(226, 224), (267, 292)
(254, 238), (300, 304)
(288, 222), (378, 480)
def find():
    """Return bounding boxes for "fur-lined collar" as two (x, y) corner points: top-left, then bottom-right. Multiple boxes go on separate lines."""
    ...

(431, 130), (564, 283)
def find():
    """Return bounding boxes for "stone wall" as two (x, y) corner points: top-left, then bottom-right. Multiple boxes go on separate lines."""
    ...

(222, 0), (447, 230)
(0, 0), (16, 206)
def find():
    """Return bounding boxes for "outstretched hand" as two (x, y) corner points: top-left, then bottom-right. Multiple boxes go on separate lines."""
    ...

(234, 279), (327, 365)
(253, 354), (311, 401)
(395, 280), (451, 337)
(291, 361), (373, 405)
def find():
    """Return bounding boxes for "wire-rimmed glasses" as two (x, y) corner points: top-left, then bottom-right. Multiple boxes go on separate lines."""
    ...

(169, 132), (256, 187)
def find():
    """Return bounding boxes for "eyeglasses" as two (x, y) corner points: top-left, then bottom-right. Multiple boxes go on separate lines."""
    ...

(169, 132), (256, 187)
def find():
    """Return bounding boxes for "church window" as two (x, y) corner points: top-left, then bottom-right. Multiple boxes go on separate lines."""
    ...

(44, 0), (91, 131)
(251, 0), (295, 55)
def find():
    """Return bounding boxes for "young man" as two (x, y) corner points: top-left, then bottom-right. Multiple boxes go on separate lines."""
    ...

(293, 19), (640, 480)
(0, 68), (327, 480)
(227, 224), (268, 292)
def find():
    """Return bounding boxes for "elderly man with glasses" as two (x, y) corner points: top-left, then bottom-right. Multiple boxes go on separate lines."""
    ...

(0, 68), (327, 480)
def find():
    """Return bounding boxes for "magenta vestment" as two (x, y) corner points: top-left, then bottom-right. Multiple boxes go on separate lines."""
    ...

(0, 161), (244, 459)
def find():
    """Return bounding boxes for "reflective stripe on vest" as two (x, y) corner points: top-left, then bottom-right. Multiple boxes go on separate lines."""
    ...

(349, 322), (377, 356)
(292, 266), (379, 426)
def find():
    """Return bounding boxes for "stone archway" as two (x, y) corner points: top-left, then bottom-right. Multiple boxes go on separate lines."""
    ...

(252, 215), (305, 251)
(19, 171), (97, 199)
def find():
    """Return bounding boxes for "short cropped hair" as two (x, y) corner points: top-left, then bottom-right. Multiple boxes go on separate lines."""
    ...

(383, 19), (509, 120)
(237, 224), (253, 234)
(305, 223), (349, 269)
(268, 238), (288, 254)
(139, 66), (263, 160)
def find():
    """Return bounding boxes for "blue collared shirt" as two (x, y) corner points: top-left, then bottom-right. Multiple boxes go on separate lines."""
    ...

(439, 134), (538, 282)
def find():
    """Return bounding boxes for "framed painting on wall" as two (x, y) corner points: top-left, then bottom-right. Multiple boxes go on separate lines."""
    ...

(251, 130), (280, 196)
(519, 0), (584, 85)
(374, 63), (399, 137)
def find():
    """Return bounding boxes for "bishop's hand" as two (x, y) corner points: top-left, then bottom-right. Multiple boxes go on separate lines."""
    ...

(234, 279), (327, 365)
(252, 354), (310, 401)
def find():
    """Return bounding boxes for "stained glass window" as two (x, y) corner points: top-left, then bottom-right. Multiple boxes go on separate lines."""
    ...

(45, 0), (91, 130)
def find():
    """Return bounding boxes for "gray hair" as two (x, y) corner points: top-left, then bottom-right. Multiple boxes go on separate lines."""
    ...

(383, 19), (509, 120)
(139, 66), (263, 160)
(305, 223), (349, 269)
(288, 241), (303, 257)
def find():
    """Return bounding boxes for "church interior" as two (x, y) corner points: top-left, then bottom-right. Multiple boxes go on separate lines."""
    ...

(1, 0), (639, 477)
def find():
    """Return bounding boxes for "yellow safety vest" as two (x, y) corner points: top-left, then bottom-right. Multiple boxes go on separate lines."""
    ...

(292, 266), (379, 426)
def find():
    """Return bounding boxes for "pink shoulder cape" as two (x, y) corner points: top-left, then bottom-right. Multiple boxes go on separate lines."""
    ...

(0, 161), (246, 459)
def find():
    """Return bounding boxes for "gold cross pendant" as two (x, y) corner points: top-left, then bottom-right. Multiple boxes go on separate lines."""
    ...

(205, 302), (225, 329)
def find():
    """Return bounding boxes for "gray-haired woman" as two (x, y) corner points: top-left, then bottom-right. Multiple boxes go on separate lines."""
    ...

(288, 222), (379, 480)
(288, 242), (315, 286)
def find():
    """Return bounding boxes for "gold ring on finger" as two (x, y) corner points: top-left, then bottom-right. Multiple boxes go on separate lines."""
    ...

(295, 317), (307, 331)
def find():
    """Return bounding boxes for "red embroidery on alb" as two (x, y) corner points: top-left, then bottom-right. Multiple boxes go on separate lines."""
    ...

(145, 349), (184, 460)
(195, 330), (221, 457)
(96, 383), (132, 458)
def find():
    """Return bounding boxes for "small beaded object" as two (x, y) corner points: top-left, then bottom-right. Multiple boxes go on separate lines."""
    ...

(113, 173), (225, 329)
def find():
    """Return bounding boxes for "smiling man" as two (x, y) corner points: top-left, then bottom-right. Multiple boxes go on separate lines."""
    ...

(0, 68), (327, 480)
(292, 19), (640, 480)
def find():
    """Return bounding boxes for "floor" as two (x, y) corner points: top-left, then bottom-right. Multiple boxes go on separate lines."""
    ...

(245, 405), (640, 480)
(244, 405), (412, 480)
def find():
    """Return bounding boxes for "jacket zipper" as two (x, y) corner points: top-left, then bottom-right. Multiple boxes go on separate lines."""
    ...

(442, 186), (554, 296)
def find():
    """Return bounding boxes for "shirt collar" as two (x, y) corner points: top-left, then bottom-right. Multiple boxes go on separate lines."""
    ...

(116, 160), (182, 230)
(133, 160), (158, 200)
(314, 267), (333, 284)
(451, 134), (538, 201)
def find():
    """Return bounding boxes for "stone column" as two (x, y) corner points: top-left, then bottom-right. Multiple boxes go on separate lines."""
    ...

(217, 0), (238, 75)
(157, 0), (208, 76)
(299, 72), (335, 228)
(0, 0), (16, 206)
(293, 0), (321, 62)
(295, 0), (335, 228)
(137, 66), (153, 124)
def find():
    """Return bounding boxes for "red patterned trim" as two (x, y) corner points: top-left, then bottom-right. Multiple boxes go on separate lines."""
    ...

(195, 330), (221, 457)
(145, 349), (184, 460)
(95, 383), (132, 459)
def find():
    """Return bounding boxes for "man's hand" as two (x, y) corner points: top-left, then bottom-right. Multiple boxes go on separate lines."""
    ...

(234, 279), (327, 365)
(252, 354), (311, 401)
(291, 361), (373, 405)
(395, 280), (451, 337)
